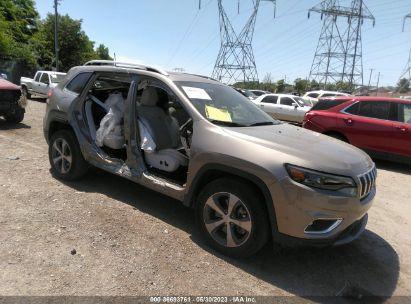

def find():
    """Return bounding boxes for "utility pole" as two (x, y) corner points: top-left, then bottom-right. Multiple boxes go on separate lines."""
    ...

(368, 68), (374, 88)
(376, 72), (381, 96)
(399, 11), (411, 88)
(211, 0), (276, 84)
(308, 0), (375, 90)
(54, 0), (60, 71)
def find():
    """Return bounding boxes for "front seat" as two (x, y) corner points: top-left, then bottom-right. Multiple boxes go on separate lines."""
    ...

(138, 87), (188, 172)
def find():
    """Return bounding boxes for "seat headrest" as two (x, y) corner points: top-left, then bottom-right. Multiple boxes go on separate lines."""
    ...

(141, 87), (159, 107)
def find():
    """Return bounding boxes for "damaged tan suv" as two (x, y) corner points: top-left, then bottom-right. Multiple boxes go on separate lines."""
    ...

(43, 61), (377, 258)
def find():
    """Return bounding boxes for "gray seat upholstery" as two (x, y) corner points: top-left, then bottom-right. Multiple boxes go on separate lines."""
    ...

(138, 87), (188, 172)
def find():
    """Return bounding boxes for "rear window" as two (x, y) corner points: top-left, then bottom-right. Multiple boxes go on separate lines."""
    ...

(358, 101), (390, 120)
(66, 72), (92, 94)
(311, 99), (349, 111)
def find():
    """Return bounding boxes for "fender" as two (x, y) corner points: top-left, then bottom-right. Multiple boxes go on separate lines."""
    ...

(183, 163), (278, 234)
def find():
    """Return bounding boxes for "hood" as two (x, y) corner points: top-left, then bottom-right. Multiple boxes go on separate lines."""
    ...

(0, 79), (20, 91)
(223, 123), (373, 175)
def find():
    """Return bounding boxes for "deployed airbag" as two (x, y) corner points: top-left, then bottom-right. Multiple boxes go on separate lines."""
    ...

(96, 93), (125, 149)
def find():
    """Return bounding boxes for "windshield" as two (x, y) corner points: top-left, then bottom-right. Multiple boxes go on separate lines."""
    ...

(50, 74), (66, 83)
(243, 90), (257, 98)
(294, 97), (312, 107)
(176, 81), (280, 127)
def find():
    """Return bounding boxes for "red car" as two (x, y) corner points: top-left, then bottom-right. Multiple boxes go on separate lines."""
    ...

(303, 96), (411, 163)
(0, 78), (25, 123)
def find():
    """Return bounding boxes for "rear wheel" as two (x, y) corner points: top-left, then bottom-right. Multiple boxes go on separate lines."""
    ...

(4, 107), (24, 123)
(196, 178), (269, 258)
(49, 130), (89, 181)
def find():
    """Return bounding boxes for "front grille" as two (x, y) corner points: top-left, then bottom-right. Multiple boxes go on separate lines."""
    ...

(358, 166), (377, 199)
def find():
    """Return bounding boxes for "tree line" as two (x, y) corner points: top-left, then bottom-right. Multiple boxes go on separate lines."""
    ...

(234, 74), (354, 95)
(0, 0), (112, 77)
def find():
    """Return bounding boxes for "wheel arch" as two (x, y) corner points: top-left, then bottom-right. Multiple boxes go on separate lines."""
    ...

(323, 130), (349, 142)
(48, 120), (74, 142)
(184, 164), (278, 233)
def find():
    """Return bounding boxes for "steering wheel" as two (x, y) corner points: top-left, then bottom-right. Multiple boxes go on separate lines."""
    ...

(180, 118), (193, 152)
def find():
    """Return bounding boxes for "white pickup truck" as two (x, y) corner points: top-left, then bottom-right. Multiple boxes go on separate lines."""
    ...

(20, 71), (66, 99)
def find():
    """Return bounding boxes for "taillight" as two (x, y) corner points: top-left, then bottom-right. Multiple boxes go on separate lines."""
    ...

(47, 90), (53, 98)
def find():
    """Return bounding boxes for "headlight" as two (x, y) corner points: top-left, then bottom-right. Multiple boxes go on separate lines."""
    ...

(285, 164), (357, 197)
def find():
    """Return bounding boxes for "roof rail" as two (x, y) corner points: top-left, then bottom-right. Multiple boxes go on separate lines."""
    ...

(83, 60), (169, 76)
(180, 72), (219, 82)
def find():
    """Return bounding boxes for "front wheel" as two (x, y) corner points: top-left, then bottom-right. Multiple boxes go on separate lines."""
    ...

(195, 178), (269, 258)
(49, 130), (89, 181)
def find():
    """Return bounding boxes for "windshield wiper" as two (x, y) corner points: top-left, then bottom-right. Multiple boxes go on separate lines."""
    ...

(209, 120), (247, 127)
(248, 121), (276, 127)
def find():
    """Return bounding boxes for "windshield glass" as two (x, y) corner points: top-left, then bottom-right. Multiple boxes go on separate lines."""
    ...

(243, 90), (257, 98)
(294, 97), (312, 107)
(50, 74), (66, 83)
(176, 81), (280, 127)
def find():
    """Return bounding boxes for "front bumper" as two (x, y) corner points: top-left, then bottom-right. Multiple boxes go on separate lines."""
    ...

(274, 214), (368, 247)
(269, 175), (375, 244)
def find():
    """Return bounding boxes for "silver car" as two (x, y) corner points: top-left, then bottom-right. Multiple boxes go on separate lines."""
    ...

(43, 62), (376, 258)
(254, 93), (313, 124)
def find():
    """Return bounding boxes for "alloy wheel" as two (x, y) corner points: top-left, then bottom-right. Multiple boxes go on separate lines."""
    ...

(51, 138), (72, 174)
(203, 192), (252, 248)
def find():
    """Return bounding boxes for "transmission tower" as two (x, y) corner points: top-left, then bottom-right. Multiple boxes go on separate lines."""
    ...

(308, 0), (375, 89)
(210, 0), (276, 84)
(399, 12), (411, 83)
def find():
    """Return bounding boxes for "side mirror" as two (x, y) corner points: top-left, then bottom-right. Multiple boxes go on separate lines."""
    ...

(292, 102), (298, 108)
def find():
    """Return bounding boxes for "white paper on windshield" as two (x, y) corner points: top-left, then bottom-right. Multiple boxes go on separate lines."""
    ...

(182, 86), (212, 100)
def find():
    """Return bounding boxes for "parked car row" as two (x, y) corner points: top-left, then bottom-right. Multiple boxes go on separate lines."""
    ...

(8, 61), (410, 258)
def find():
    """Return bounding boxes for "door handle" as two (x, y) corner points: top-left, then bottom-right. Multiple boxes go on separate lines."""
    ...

(260, 104), (264, 107)
(344, 118), (354, 126)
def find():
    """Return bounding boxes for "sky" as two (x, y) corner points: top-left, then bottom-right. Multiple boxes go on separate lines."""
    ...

(35, 0), (411, 86)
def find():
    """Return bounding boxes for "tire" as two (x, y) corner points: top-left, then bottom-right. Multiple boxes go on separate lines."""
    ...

(4, 107), (25, 123)
(48, 129), (89, 181)
(195, 178), (269, 258)
(22, 87), (31, 99)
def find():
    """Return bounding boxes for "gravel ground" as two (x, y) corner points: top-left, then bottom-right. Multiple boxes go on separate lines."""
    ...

(0, 99), (410, 299)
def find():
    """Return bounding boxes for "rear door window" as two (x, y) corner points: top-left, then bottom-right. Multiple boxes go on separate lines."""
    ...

(66, 72), (93, 94)
(307, 93), (319, 98)
(358, 101), (390, 120)
(280, 97), (294, 106)
(261, 96), (278, 104)
(344, 102), (360, 115)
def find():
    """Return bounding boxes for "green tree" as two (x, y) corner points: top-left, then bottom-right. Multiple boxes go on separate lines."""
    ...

(397, 78), (410, 93)
(294, 78), (310, 95)
(0, 0), (39, 65)
(96, 44), (112, 60)
(276, 79), (285, 93)
(36, 14), (97, 71)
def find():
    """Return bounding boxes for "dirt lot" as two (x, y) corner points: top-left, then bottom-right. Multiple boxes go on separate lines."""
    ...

(0, 99), (410, 299)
